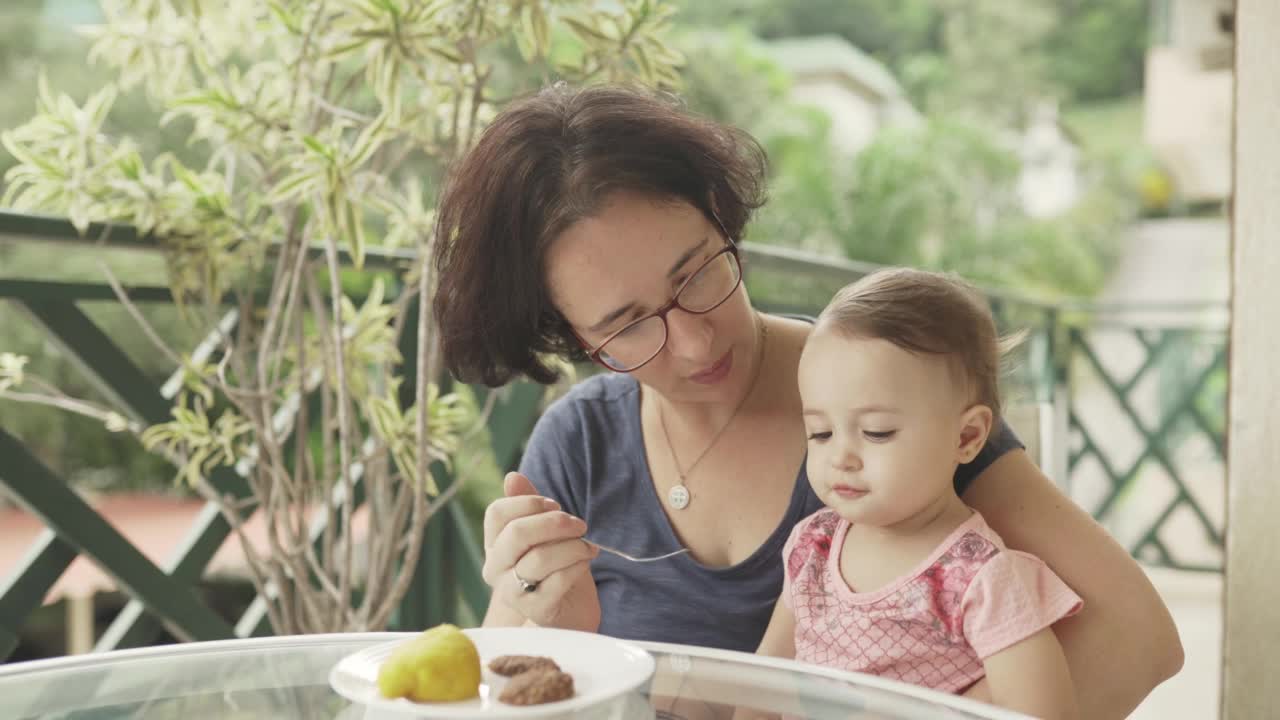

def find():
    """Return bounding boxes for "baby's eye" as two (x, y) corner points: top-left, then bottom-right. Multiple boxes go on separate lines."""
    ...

(863, 430), (897, 442)
(806, 431), (832, 442)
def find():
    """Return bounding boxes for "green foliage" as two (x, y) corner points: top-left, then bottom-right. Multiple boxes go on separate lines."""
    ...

(0, 2), (43, 72)
(1061, 95), (1182, 218)
(676, 0), (1149, 117)
(677, 26), (1129, 301)
(0, 240), (200, 493)
(2, 0), (683, 470)
(672, 3), (1141, 301)
(1062, 96), (1148, 163)
(1, 0), (682, 632)
(1046, 0), (1149, 105)
(674, 28), (850, 254)
(0, 0), (1157, 509)
(674, 0), (938, 73)
(3, 0), (683, 291)
(0, 352), (27, 391)
(842, 118), (1126, 297)
(675, 28), (790, 133)
(0, 2), (202, 184)
(904, 0), (1059, 125)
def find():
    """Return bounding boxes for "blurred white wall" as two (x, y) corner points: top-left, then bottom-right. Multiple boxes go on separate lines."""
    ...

(1145, 0), (1234, 202)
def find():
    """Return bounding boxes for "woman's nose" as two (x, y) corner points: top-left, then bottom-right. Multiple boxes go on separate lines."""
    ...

(663, 308), (713, 361)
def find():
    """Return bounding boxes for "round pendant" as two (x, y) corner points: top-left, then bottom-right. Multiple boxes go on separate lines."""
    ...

(668, 484), (691, 510)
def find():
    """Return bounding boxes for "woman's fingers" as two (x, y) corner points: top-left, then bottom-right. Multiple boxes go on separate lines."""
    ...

(500, 557), (594, 626)
(483, 510), (587, 584)
(483, 493), (560, 550)
(479, 472), (601, 628)
(511, 536), (600, 585)
(504, 471), (539, 497)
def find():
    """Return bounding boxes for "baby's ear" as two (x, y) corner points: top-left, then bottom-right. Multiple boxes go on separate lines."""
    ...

(957, 405), (994, 464)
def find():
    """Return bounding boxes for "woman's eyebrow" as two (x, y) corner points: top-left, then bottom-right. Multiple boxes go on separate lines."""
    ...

(586, 235), (710, 333)
(588, 302), (638, 334)
(665, 235), (710, 279)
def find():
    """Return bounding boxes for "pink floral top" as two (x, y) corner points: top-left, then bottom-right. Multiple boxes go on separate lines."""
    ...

(783, 509), (1083, 694)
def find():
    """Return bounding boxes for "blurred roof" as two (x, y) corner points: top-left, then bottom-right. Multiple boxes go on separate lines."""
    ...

(765, 34), (908, 101)
(0, 493), (370, 603)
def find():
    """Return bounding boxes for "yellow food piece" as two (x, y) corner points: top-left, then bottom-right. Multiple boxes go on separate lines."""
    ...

(377, 624), (482, 702)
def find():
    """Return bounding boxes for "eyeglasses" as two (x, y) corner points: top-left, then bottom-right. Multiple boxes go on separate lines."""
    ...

(576, 246), (743, 373)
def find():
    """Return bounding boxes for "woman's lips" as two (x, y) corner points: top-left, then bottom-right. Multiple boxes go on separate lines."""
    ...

(689, 349), (733, 385)
(832, 485), (868, 500)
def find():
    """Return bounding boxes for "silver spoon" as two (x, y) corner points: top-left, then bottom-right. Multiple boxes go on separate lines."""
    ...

(586, 540), (690, 563)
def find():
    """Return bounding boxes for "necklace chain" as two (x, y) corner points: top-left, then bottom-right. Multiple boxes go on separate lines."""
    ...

(657, 314), (769, 509)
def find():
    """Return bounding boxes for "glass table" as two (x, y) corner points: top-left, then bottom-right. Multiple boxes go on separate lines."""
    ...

(0, 633), (1027, 719)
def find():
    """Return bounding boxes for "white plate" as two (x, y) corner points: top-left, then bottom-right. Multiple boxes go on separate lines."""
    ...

(329, 627), (656, 719)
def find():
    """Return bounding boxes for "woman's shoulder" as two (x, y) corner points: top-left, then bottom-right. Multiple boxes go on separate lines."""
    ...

(545, 372), (638, 414)
(533, 372), (640, 437)
(520, 373), (643, 503)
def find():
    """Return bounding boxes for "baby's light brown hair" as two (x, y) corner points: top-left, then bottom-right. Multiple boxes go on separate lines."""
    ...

(814, 267), (1014, 420)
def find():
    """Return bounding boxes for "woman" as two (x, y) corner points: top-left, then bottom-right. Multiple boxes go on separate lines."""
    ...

(431, 84), (1182, 717)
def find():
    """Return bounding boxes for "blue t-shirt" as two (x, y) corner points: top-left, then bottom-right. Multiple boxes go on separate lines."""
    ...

(518, 373), (1023, 653)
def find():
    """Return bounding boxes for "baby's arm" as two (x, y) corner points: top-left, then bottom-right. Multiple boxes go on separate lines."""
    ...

(755, 598), (796, 659)
(761, 513), (815, 661)
(963, 545), (1084, 719)
(982, 628), (1077, 719)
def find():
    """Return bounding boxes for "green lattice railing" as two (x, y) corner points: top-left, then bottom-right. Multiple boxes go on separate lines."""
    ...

(1065, 324), (1227, 572)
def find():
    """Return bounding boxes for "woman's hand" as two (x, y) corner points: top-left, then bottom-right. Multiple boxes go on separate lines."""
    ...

(480, 472), (601, 630)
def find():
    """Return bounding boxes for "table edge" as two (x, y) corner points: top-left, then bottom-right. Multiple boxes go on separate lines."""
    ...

(0, 632), (1030, 719)
(0, 632), (409, 678)
(631, 640), (1030, 720)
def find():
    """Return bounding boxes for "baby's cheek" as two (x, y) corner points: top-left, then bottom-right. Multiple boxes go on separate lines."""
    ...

(804, 453), (821, 481)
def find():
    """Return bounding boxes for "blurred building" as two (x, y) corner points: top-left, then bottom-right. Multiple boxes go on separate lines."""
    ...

(1145, 0), (1234, 202)
(766, 34), (1081, 219)
(764, 34), (921, 157)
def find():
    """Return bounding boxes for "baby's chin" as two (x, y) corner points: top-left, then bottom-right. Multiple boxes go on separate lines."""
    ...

(825, 495), (927, 528)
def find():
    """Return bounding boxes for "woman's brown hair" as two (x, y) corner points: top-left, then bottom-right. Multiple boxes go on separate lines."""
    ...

(816, 268), (1016, 419)
(432, 83), (768, 386)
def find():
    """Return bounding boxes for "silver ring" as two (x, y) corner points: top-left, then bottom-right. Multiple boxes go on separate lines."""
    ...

(513, 568), (540, 593)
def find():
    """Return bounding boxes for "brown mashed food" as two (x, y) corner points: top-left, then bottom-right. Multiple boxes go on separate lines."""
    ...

(497, 668), (575, 706)
(487, 654), (561, 677)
